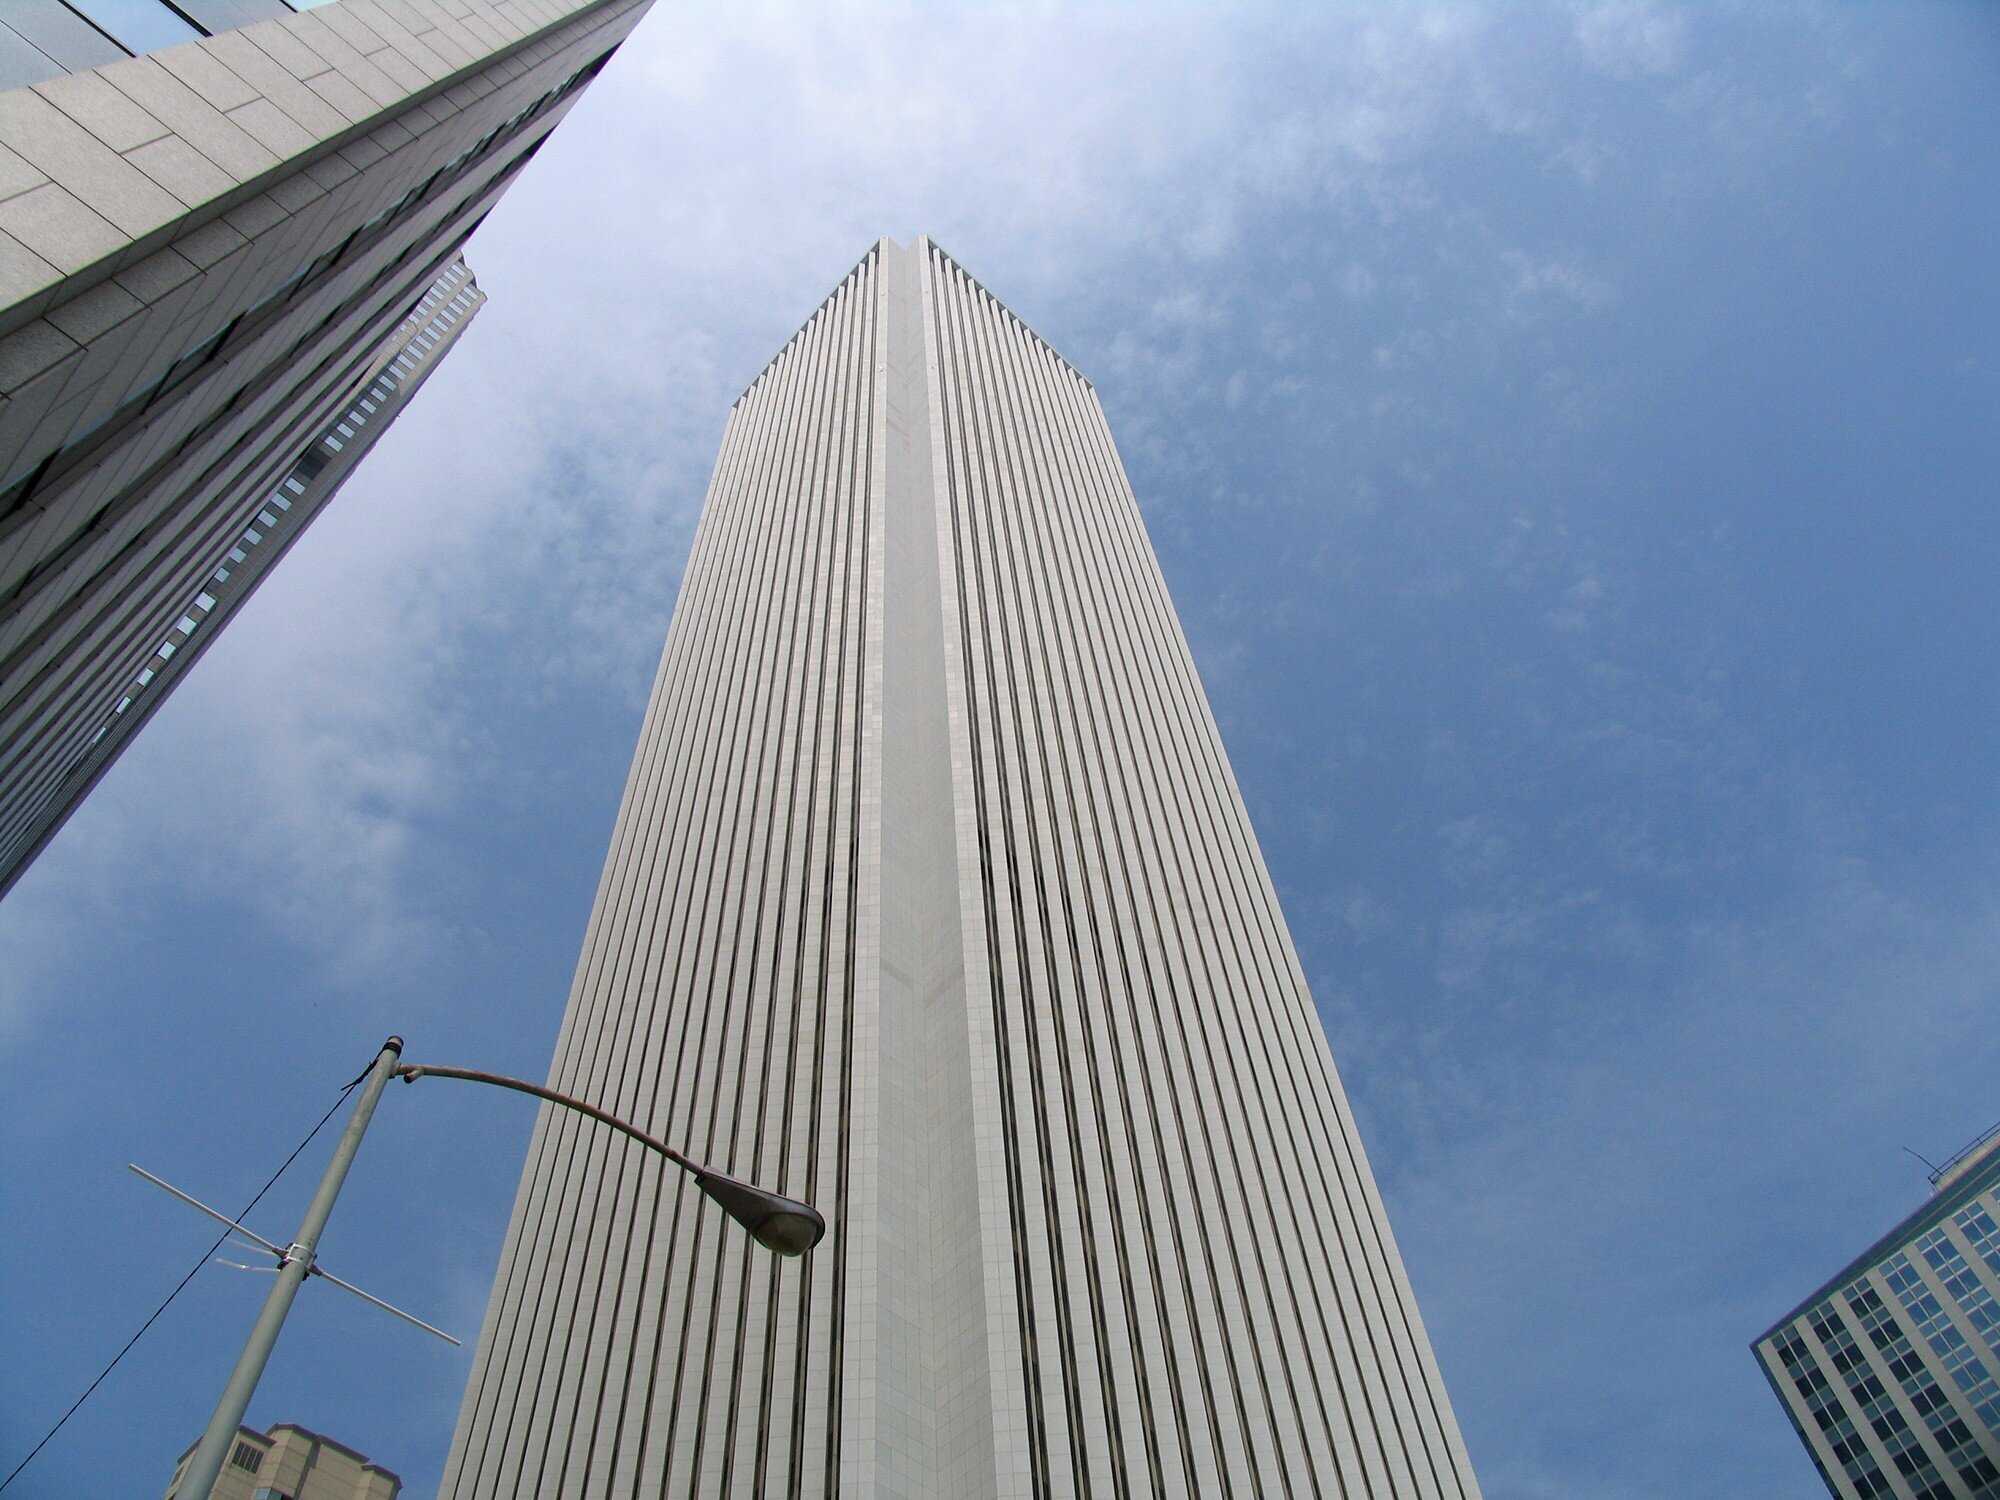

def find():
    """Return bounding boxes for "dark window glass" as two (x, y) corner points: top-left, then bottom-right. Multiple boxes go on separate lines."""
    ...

(177, 0), (291, 29)
(59, 0), (201, 51)
(6, 0), (127, 77)
(0, 26), (61, 90)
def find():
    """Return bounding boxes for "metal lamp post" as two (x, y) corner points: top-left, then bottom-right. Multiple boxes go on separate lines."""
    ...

(391, 1062), (826, 1254)
(170, 1036), (822, 1500)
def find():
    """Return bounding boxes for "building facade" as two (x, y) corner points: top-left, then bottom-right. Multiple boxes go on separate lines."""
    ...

(0, 0), (655, 897)
(1755, 1127), (2000, 1499)
(444, 237), (1481, 1499)
(0, 254), (482, 887)
(164, 1420), (401, 1500)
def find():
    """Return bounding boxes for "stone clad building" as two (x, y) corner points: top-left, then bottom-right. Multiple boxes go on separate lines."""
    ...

(0, 0), (656, 896)
(445, 237), (1482, 1500)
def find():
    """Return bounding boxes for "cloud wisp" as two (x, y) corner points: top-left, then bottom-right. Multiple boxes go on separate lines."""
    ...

(5, 5), (1997, 1498)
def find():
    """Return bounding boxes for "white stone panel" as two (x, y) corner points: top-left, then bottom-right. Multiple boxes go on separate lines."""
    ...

(445, 237), (1482, 1499)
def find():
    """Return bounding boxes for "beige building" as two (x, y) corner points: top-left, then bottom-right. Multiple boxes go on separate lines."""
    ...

(444, 237), (1482, 1499)
(0, 0), (657, 897)
(164, 1420), (399, 1500)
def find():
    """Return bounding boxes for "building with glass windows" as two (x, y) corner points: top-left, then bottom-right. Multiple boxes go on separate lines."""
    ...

(442, 236), (1482, 1500)
(0, 256), (482, 886)
(0, 0), (656, 897)
(1755, 1125), (2000, 1498)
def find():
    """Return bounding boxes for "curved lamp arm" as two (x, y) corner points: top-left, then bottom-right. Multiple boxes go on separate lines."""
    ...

(396, 1063), (825, 1257)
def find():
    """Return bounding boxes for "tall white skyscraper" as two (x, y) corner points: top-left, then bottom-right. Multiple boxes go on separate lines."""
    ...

(444, 237), (1481, 1499)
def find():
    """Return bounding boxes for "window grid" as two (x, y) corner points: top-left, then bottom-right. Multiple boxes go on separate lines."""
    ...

(1956, 1205), (2000, 1281)
(1781, 1322), (1895, 1495)
(1878, 1248), (2000, 1493)
(68, 272), (468, 768)
(1921, 1228), (2000, 1348)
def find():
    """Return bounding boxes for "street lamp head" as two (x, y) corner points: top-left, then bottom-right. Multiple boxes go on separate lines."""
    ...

(393, 1060), (824, 1257)
(692, 1169), (826, 1257)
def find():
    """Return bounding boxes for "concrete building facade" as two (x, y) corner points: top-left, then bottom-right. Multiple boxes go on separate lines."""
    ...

(0, 252), (482, 886)
(164, 1419), (401, 1500)
(1755, 1127), (2000, 1499)
(0, 0), (656, 896)
(444, 237), (1481, 1499)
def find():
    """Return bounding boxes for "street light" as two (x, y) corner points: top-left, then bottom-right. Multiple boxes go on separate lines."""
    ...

(168, 1037), (822, 1500)
(393, 1061), (825, 1255)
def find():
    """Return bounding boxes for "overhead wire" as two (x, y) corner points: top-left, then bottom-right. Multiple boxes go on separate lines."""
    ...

(0, 1064), (368, 1493)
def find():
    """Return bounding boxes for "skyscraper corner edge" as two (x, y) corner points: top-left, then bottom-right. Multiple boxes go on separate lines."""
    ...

(445, 235), (1483, 1498)
(0, 0), (656, 348)
(0, 0), (661, 899)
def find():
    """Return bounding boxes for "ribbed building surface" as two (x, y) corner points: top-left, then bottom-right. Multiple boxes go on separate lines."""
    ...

(445, 236), (1481, 1499)
(0, 0), (656, 896)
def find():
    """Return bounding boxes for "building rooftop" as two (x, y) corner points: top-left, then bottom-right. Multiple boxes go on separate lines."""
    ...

(732, 236), (1093, 409)
(1933, 1120), (2000, 1193)
(1754, 1120), (2000, 1345)
(168, 1421), (401, 1500)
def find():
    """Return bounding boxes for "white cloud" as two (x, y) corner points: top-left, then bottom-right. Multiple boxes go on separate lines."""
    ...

(7, 0), (1882, 1058)
(1150, 288), (1217, 327)
(1343, 887), (1397, 942)
(1573, 0), (1688, 79)
(1502, 248), (1615, 314)
(0, 5), (1969, 1497)
(1383, 862), (2000, 1491)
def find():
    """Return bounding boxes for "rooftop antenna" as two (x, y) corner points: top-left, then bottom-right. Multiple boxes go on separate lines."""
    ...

(127, 1164), (458, 1345)
(1901, 1144), (1942, 1181)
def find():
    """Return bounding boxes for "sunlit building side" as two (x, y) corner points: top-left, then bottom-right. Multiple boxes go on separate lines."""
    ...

(444, 236), (1483, 1499)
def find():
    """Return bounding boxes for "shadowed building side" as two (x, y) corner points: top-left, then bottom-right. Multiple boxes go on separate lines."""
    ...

(0, 0), (659, 898)
(443, 236), (1482, 1498)
(0, 255), (483, 891)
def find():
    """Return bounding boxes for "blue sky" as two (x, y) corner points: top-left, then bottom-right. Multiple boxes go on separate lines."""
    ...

(4, 2), (1998, 1495)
